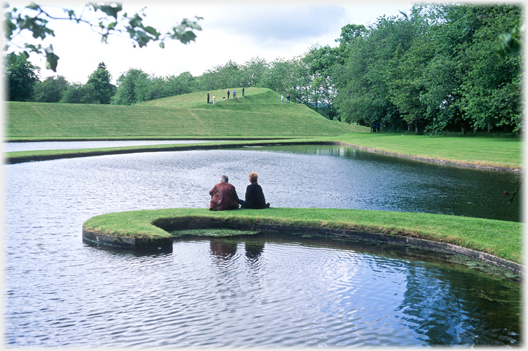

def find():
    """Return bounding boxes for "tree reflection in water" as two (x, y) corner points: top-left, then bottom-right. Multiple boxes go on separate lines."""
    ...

(399, 262), (520, 345)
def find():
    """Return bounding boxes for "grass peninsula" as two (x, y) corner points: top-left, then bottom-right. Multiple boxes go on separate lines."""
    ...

(83, 207), (522, 267)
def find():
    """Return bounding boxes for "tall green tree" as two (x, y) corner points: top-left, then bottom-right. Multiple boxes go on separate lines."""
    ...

(334, 23), (367, 62)
(334, 15), (404, 128)
(33, 75), (69, 102)
(4, 52), (40, 101)
(86, 62), (115, 104)
(302, 44), (340, 119)
(240, 57), (268, 88)
(287, 57), (311, 105)
(263, 58), (299, 96)
(199, 60), (244, 91)
(385, 7), (433, 132)
(112, 68), (150, 105)
(171, 71), (196, 95)
(456, 4), (522, 133)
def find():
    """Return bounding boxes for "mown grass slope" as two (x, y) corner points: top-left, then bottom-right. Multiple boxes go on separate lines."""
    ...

(6, 87), (366, 140)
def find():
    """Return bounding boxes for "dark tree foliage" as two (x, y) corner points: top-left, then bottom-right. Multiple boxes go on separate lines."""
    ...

(4, 52), (40, 101)
(332, 3), (522, 133)
(111, 68), (199, 105)
(33, 75), (69, 102)
(112, 68), (150, 105)
(60, 83), (98, 104)
(199, 60), (245, 91)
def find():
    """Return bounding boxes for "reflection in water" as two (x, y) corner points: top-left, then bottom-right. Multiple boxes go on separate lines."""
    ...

(209, 237), (265, 267)
(400, 263), (520, 345)
(210, 238), (239, 260)
(174, 233), (521, 347)
(245, 239), (265, 261)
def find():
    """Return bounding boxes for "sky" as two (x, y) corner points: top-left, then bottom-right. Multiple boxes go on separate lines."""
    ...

(7, 0), (416, 84)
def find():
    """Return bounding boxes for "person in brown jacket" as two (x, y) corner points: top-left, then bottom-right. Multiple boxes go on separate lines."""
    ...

(209, 175), (240, 211)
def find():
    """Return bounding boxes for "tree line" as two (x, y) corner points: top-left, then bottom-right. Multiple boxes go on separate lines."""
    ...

(331, 4), (522, 134)
(4, 3), (522, 134)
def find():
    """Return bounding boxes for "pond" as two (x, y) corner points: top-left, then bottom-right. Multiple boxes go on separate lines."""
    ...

(4, 144), (521, 347)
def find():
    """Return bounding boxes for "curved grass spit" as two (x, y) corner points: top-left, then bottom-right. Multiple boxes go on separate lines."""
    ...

(82, 208), (522, 273)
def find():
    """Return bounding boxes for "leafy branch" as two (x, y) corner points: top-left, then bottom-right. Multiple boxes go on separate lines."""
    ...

(4, 2), (202, 71)
(496, 27), (521, 57)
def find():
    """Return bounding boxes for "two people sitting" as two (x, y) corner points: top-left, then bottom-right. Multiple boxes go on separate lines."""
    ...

(209, 173), (270, 211)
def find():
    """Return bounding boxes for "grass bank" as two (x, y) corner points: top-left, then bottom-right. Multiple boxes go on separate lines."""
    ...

(83, 207), (522, 264)
(329, 133), (523, 171)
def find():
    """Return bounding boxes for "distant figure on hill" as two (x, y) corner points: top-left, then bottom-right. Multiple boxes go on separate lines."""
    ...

(227, 90), (230, 99)
(286, 93), (290, 103)
(212, 94), (216, 104)
(207, 93), (210, 104)
(238, 172), (270, 209)
(209, 175), (239, 211)
(232, 90), (236, 99)
(242, 87), (245, 97)
(281, 94), (284, 103)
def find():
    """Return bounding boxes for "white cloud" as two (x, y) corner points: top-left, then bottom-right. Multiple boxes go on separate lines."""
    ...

(208, 5), (348, 44)
(8, 1), (414, 84)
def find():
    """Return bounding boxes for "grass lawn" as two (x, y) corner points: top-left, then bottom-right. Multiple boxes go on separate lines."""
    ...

(331, 133), (522, 170)
(83, 207), (523, 264)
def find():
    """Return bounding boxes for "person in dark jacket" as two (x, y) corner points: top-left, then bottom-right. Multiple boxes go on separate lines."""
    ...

(209, 175), (239, 211)
(238, 172), (270, 209)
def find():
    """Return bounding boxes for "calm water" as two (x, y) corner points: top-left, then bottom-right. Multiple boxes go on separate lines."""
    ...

(248, 144), (521, 222)
(4, 144), (522, 347)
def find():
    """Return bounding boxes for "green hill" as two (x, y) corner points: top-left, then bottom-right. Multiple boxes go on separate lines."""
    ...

(5, 88), (365, 140)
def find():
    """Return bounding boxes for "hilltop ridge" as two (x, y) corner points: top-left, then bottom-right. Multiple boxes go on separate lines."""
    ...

(138, 87), (278, 108)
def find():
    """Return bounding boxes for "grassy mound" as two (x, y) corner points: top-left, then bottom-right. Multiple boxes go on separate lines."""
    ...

(83, 207), (522, 264)
(5, 88), (365, 140)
